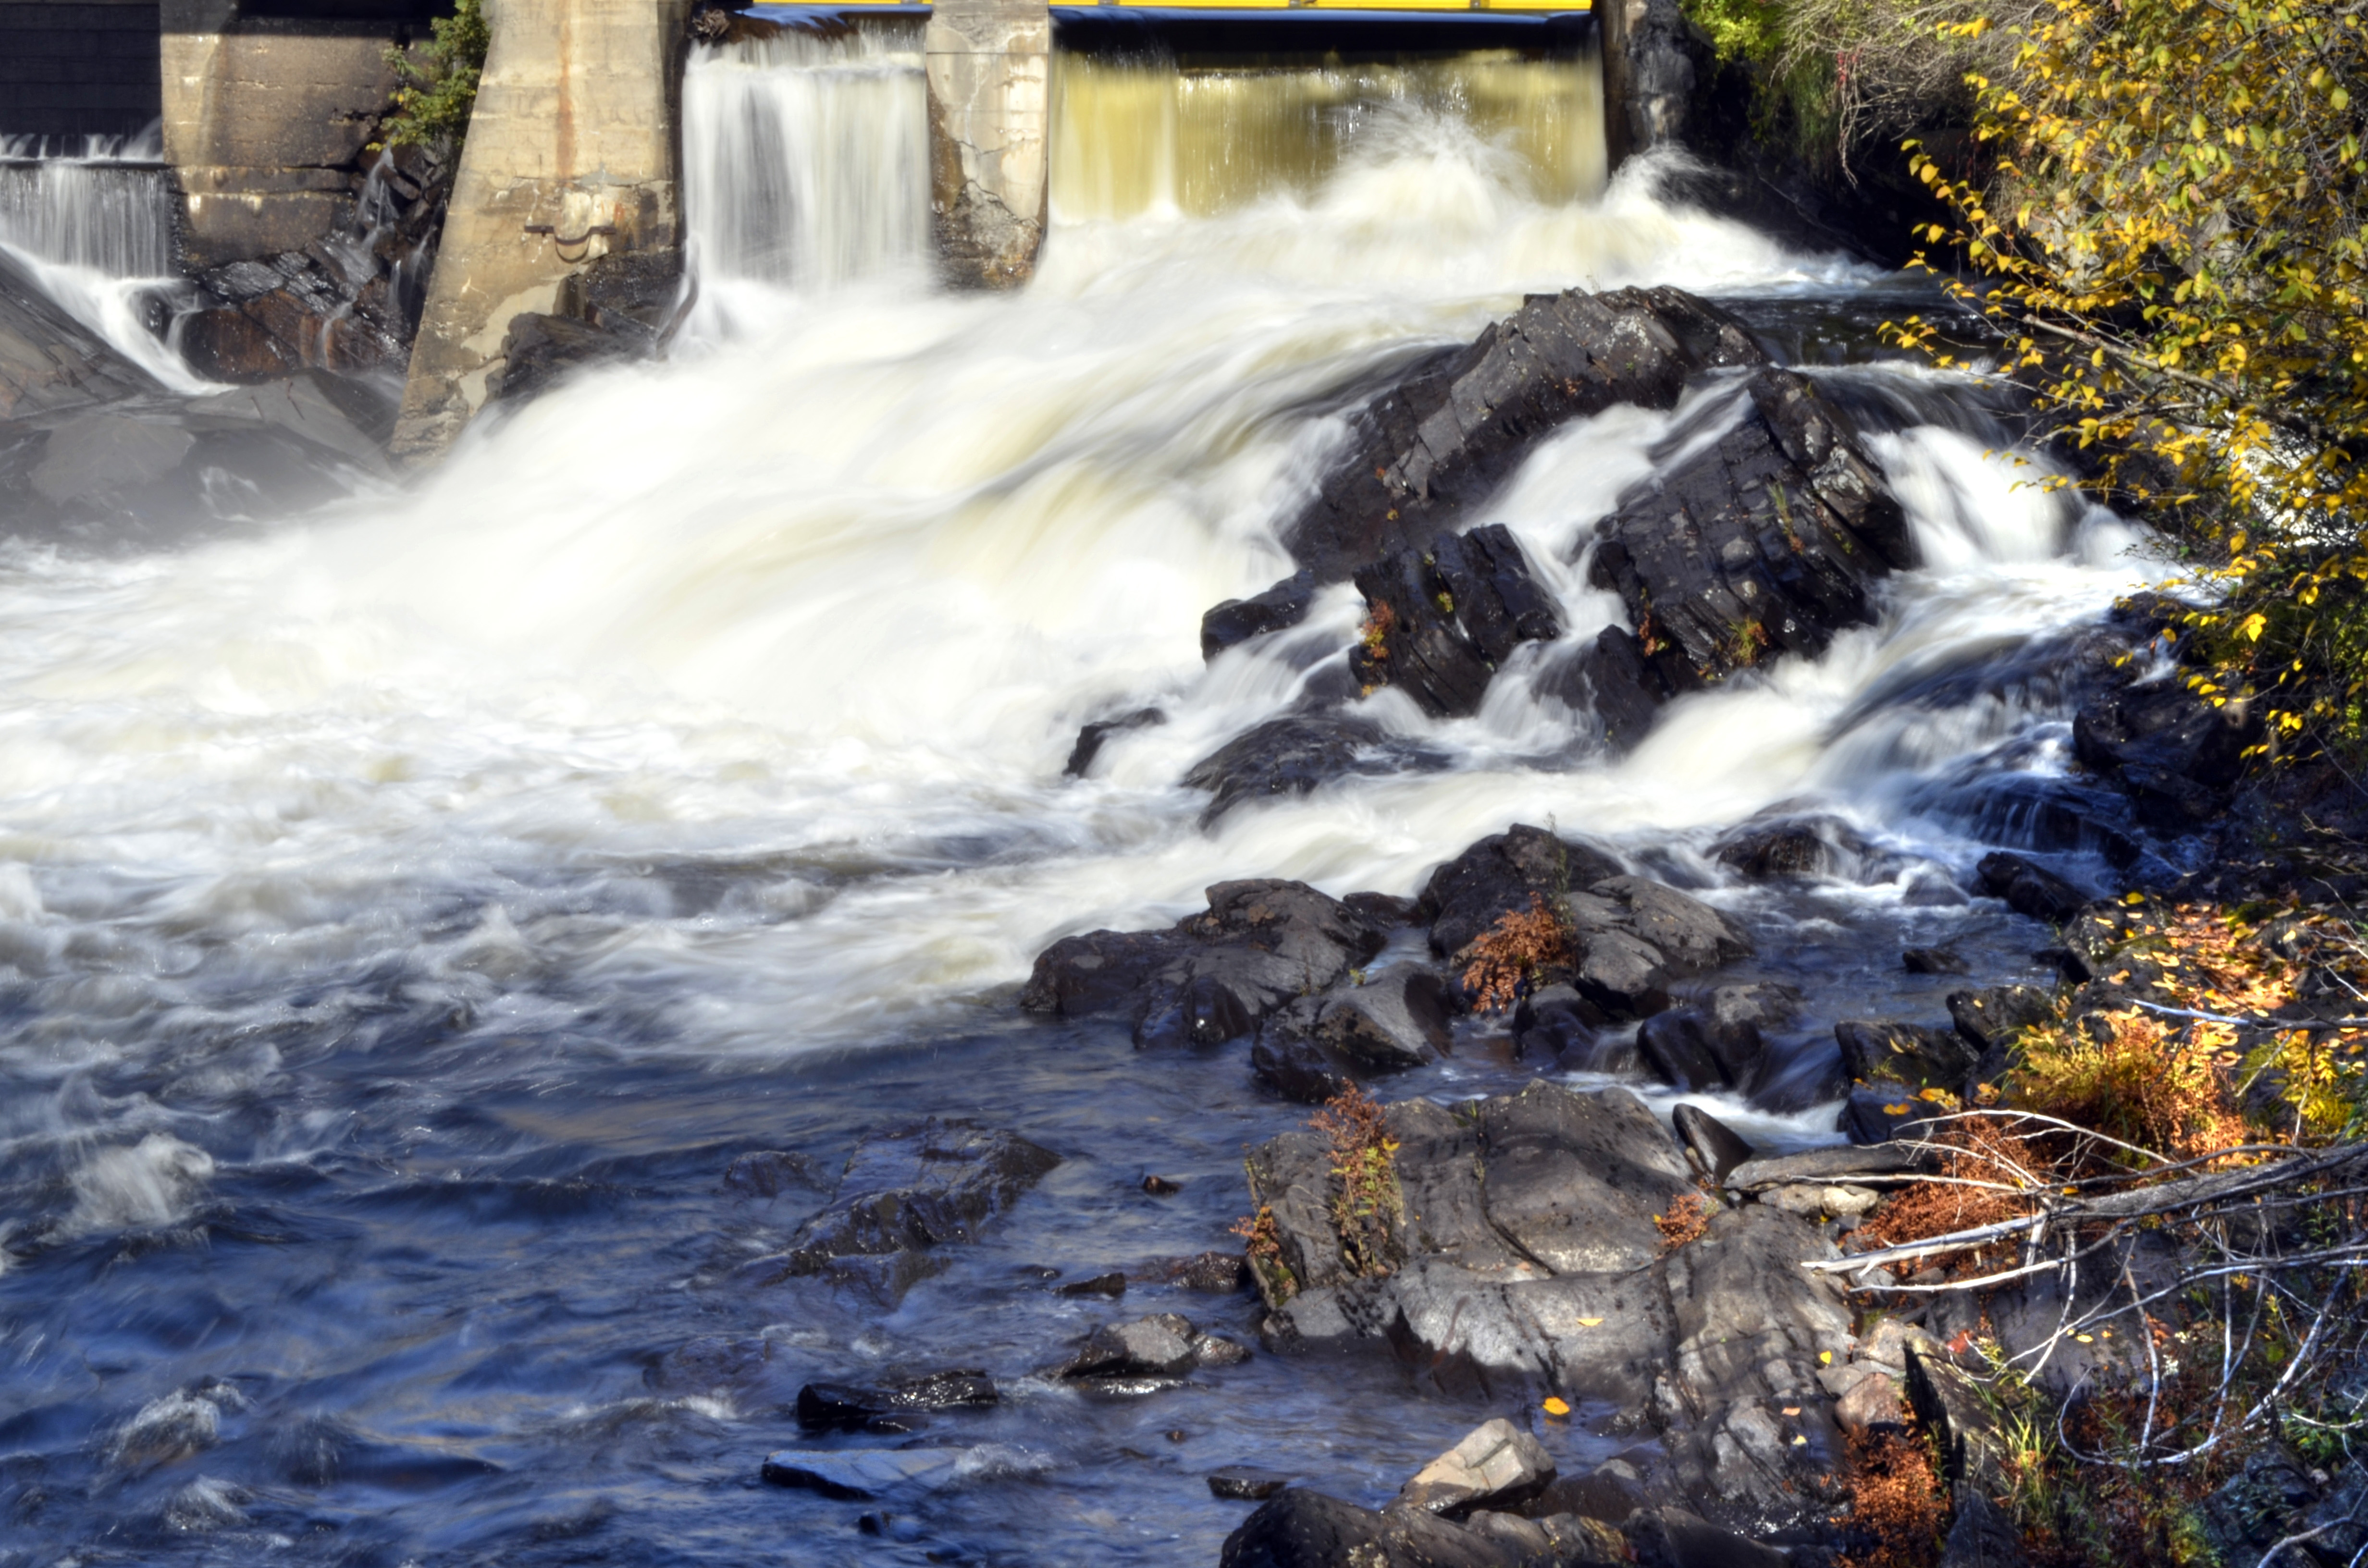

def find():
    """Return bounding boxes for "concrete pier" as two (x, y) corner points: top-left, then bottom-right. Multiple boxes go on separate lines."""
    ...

(160, 0), (434, 268)
(391, 0), (692, 464)
(924, 0), (1048, 288)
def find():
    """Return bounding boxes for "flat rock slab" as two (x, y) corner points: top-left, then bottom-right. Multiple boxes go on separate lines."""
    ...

(1397, 1418), (1556, 1517)
(760, 1447), (971, 1499)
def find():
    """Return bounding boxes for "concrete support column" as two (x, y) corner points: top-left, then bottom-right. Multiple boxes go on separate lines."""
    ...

(392, 0), (691, 464)
(924, 0), (1048, 289)
(161, 0), (416, 268)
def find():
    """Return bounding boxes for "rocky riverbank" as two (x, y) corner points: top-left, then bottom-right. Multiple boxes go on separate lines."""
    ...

(723, 285), (2366, 1566)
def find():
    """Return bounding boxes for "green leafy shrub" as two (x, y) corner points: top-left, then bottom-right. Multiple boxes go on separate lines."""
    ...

(378, 0), (490, 152)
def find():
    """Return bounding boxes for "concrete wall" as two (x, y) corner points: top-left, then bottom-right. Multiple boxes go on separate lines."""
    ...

(925, 0), (1048, 288)
(0, 0), (164, 143)
(391, 0), (691, 464)
(160, 0), (448, 267)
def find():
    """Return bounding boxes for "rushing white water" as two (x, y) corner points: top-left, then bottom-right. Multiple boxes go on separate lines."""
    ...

(681, 27), (931, 292)
(0, 89), (2164, 1117)
(0, 128), (214, 393)
(0, 130), (172, 277)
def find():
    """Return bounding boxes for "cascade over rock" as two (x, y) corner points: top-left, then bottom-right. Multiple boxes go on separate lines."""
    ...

(1283, 286), (1764, 582)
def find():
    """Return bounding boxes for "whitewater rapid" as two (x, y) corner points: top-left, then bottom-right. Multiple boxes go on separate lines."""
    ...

(0, 49), (2189, 1568)
(0, 128), (2155, 1102)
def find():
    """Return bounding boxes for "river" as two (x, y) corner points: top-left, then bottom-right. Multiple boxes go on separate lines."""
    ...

(0, 22), (2167, 1567)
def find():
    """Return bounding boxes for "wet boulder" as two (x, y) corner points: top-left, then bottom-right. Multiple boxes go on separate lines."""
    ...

(1946, 984), (2056, 1088)
(0, 249), (157, 420)
(1422, 826), (1749, 1021)
(1834, 1018), (1976, 1092)
(1550, 625), (1686, 754)
(795, 1371), (996, 1433)
(1022, 880), (1388, 1049)
(1585, 367), (1912, 721)
(1974, 851), (2089, 925)
(1347, 524), (1562, 718)
(1055, 1312), (1247, 1395)
(760, 1445), (1015, 1499)
(1285, 285), (1764, 581)
(735, 1119), (1058, 1299)
(1713, 816), (1883, 882)
(1249, 969), (1452, 1097)
(1671, 1103), (1755, 1186)
(1397, 1418), (1556, 1518)
(1512, 983), (1615, 1069)
(1181, 712), (1447, 826)
(1635, 1006), (1766, 1095)
(1203, 569), (1318, 660)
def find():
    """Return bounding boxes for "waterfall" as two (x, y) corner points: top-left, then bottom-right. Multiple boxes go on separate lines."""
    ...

(1050, 50), (1606, 222)
(680, 24), (931, 290)
(0, 130), (173, 278)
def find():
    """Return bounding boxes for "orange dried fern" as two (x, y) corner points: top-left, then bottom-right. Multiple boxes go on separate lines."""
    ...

(1461, 894), (1574, 1014)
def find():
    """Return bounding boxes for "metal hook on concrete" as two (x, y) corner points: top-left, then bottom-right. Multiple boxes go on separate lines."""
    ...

(523, 222), (617, 262)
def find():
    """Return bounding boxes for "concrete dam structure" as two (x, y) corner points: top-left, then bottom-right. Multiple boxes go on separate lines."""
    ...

(4, 0), (1639, 460)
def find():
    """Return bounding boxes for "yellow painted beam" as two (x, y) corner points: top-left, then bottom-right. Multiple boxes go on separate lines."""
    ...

(829, 1), (1591, 12)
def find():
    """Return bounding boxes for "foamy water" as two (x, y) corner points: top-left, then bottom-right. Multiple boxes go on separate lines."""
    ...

(0, 66), (2169, 1568)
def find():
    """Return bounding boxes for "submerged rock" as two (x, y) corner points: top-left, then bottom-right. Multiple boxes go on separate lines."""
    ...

(486, 250), (689, 408)
(1347, 524), (1562, 718)
(734, 1119), (1057, 1300)
(1974, 851), (2089, 925)
(1284, 286), (1763, 581)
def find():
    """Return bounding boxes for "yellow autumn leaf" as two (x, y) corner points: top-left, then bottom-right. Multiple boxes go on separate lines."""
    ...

(1575, 1317), (1604, 1327)
(1542, 1397), (1572, 1417)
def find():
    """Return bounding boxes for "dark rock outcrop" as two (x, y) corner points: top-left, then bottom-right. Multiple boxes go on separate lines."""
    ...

(1348, 523), (1562, 718)
(1284, 286), (1764, 581)
(1022, 879), (1388, 1048)
(178, 144), (450, 384)
(1250, 967), (1456, 1100)
(733, 1119), (1057, 1300)
(1181, 713), (1446, 826)
(1204, 569), (1318, 660)
(1422, 824), (1625, 959)
(1635, 1006), (1766, 1095)
(1586, 368), (1913, 703)
(2075, 677), (2264, 827)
